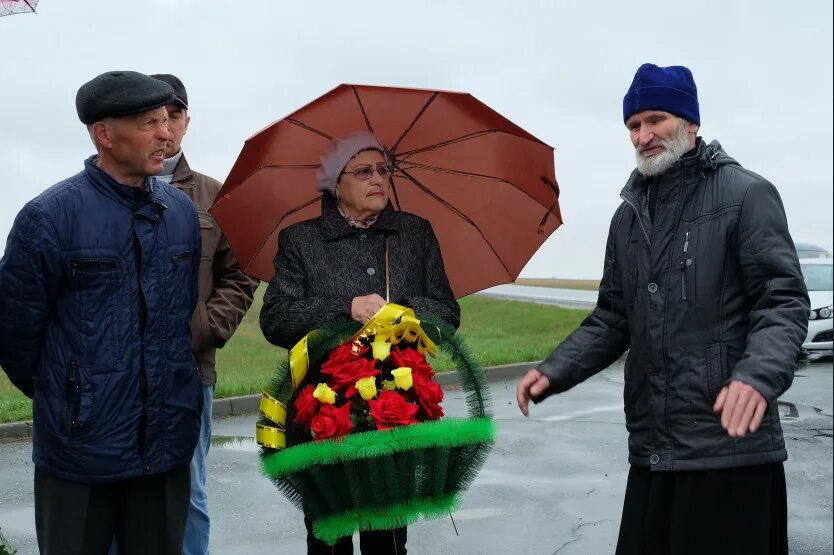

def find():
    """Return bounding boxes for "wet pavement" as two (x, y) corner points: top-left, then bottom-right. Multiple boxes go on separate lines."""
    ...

(0, 361), (831, 554)
(478, 284), (597, 309)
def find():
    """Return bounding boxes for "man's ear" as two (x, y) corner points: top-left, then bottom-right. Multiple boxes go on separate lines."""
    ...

(92, 121), (113, 150)
(184, 112), (191, 134)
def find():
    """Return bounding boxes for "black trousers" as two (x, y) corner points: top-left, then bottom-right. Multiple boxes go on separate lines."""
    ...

(34, 465), (191, 555)
(615, 463), (788, 555)
(304, 517), (407, 555)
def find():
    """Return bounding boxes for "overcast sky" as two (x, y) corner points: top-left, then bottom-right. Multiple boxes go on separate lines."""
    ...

(1, 0), (831, 280)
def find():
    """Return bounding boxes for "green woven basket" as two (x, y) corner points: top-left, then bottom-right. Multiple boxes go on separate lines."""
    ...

(258, 314), (495, 545)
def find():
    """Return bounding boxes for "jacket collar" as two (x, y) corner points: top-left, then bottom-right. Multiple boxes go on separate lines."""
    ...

(83, 155), (169, 219)
(170, 152), (196, 187)
(318, 193), (400, 240)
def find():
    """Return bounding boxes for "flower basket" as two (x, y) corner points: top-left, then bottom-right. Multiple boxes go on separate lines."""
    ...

(256, 304), (495, 545)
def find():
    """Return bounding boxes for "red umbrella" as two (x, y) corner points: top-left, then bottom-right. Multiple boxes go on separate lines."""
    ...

(210, 84), (562, 298)
(0, 0), (37, 16)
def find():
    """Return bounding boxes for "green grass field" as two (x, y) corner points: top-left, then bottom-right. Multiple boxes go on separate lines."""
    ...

(0, 290), (589, 423)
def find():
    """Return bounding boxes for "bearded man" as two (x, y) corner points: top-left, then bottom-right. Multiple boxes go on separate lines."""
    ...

(516, 63), (809, 555)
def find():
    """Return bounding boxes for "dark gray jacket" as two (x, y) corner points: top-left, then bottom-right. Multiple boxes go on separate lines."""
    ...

(538, 139), (809, 471)
(260, 195), (460, 349)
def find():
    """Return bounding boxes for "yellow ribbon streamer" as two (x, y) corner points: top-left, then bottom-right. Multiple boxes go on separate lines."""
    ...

(256, 422), (287, 449)
(260, 390), (288, 427)
(350, 304), (437, 357)
(289, 332), (312, 389)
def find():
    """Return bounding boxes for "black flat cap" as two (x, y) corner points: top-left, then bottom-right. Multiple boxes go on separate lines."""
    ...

(76, 70), (176, 124)
(150, 73), (188, 109)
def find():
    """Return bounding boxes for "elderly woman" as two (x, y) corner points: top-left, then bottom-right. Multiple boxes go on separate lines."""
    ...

(260, 131), (460, 554)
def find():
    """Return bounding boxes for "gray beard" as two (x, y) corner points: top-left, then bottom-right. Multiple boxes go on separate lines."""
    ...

(635, 120), (692, 177)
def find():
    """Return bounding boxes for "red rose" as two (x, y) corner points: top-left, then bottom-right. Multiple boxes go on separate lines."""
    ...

(368, 389), (419, 430)
(321, 351), (380, 398)
(310, 403), (353, 441)
(293, 384), (319, 430)
(412, 373), (444, 420)
(390, 346), (434, 380)
(322, 342), (368, 367)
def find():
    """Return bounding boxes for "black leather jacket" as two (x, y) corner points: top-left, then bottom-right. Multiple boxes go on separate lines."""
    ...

(539, 138), (809, 471)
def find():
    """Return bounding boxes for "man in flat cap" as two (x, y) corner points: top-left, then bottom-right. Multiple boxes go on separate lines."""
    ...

(0, 70), (203, 554)
(150, 73), (258, 555)
(517, 63), (808, 554)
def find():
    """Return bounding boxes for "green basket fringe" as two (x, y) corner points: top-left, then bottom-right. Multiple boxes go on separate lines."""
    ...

(262, 417), (495, 478)
(311, 493), (459, 545)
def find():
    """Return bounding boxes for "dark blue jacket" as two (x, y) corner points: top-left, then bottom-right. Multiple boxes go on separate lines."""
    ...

(0, 156), (203, 483)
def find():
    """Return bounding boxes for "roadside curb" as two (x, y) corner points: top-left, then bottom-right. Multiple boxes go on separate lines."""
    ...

(0, 361), (545, 441)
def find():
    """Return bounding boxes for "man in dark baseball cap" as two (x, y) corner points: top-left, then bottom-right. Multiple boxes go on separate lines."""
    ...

(148, 72), (257, 555)
(0, 70), (203, 554)
(150, 73), (188, 109)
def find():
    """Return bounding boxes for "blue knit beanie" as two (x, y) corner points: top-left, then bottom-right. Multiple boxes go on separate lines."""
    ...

(623, 63), (700, 125)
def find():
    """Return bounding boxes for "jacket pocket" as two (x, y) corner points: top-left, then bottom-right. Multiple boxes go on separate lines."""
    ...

(705, 343), (727, 398)
(62, 359), (80, 434)
(71, 257), (118, 276)
(679, 231), (696, 306)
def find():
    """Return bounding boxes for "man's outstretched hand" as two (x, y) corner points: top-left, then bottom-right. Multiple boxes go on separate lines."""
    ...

(516, 368), (551, 417)
(713, 380), (767, 438)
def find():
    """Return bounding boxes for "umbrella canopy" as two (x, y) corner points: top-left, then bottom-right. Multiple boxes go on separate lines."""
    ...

(210, 84), (562, 298)
(0, 0), (37, 16)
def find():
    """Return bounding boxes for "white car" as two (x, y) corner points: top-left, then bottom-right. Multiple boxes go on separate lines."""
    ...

(800, 258), (833, 359)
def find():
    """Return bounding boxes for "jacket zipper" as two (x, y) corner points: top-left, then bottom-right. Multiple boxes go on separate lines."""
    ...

(134, 232), (149, 462)
(680, 231), (691, 302)
(71, 258), (117, 277)
(66, 359), (79, 431)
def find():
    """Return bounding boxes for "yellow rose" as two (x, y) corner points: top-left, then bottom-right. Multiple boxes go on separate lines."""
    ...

(371, 336), (392, 361)
(355, 376), (378, 401)
(381, 380), (397, 391)
(391, 367), (413, 391)
(313, 383), (336, 404)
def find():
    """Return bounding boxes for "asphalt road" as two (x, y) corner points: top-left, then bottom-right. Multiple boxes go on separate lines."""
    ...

(1, 361), (830, 554)
(477, 284), (597, 309)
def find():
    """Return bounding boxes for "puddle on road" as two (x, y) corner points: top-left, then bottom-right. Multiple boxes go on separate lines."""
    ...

(211, 435), (259, 452)
(778, 401), (800, 419)
(778, 401), (830, 420)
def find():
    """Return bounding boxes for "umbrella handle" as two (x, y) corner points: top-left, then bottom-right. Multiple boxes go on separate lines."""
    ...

(537, 176), (561, 234)
(385, 237), (390, 302)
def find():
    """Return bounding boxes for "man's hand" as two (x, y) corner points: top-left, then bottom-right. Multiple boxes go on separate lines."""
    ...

(713, 380), (768, 438)
(351, 294), (386, 324)
(516, 368), (551, 417)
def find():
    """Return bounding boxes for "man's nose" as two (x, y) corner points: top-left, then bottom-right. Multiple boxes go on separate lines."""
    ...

(158, 124), (173, 141)
(639, 127), (655, 146)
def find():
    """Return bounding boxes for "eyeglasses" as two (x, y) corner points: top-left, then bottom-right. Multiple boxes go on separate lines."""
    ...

(342, 165), (393, 181)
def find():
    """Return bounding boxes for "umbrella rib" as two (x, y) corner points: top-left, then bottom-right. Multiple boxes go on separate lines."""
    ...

(398, 169), (513, 279)
(391, 92), (440, 153)
(388, 178), (403, 211)
(397, 162), (556, 212)
(397, 128), (548, 159)
(396, 130), (495, 158)
(244, 195), (321, 270)
(351, 86), (374, 134)
(231, 164), (320, 193)
(286, 118), (333, 140)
